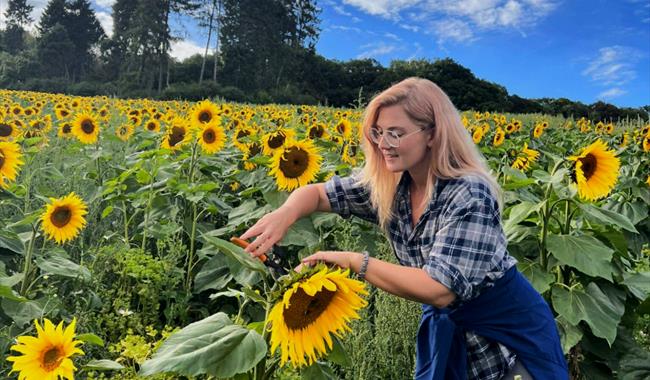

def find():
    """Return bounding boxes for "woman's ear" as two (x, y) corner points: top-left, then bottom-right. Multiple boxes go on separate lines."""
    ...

(426, 127), (435, 148)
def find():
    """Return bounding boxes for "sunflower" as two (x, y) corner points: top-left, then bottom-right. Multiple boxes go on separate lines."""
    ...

(267, 266), (368, 368)
(511, 142), (539, 172)
(57, 122), (73, 139)
(232, 125), (256, 152)
(269, 140), (322, 191)
(71, 112), (100, 144)
(568, 139), (620, 201)
(161, 118), (191, 151)
(190, 100), (221, 128)
(472, 127), (484, 144)
(41, 192), (88, 244)
(7, 318), (84, 380)
(334, 118), (353, 140)
(116, 123), (134, 142)
(54, 108), (71, 120)
(308, 123), (329, 140)
(533, 123), (544, 138)
(197, 123), (226, 154)
(643, 135), (650, 153)
(0, 118), (19, 140)
(0, 141), (24, 189)
(341, 142), (359, 165)
(144, 119), (161, 133)
(262, 129), (294, 156)
(493, 127), (505, 146)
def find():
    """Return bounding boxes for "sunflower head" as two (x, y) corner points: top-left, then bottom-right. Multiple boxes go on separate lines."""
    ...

(190, 100), (221, 128)
(7, 318), (84, 380)
(0, 141), (24, 188)
(568, 139), (620, 201)
(197, 123), (226, 154)
(41, 192), (88, 244)
(162, 118), (191, 150)
(268, 265), (368, 368)
(0, 118), (19, 140)
(269, 140), (322, 191)
(72, 112), (100, 144)
(493, 128), (505, 146)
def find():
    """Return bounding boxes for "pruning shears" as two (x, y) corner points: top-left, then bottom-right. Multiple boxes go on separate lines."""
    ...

(230, 237), (288, 278)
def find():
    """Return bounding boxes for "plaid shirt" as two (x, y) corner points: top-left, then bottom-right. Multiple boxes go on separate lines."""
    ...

(325, 171), (518, 380)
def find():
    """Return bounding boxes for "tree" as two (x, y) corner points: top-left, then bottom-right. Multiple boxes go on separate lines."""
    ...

(64, 0), (106, 81)
(36, 23), (75, 78)
(3, 0), (34, 53)
(38, 0), (67, 36)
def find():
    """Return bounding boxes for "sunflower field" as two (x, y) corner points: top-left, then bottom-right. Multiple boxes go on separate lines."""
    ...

(0, 88), (649, 379)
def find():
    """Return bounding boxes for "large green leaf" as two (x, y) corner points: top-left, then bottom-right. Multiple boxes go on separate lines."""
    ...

(578, 203), (637, 233)
(0, 230), (25, 254)
(556, 316), (583, 354)
(1, 297), (62, 328)
(228, 200), (273, 227)
(518, 260), (554, 294)
(546, 234), (613, 281)
(35, 256), (91, 282)
(202, 235), (267, 275)
(193, 253), (233, 293)
(0, 285), (26, 302)
(503, 200), (545, 234)
(139, 313), (266, 378)
(83, 359), (125, 371)
(622, 272), (650, 301)
(281, 217), (319, 247)
(301, 361), (337, 380)
(551, 282), (625, 345)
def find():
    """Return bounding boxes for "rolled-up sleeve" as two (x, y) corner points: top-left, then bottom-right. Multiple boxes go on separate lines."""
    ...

(423, 198), (503, 302)
(324, 175), (378, 224)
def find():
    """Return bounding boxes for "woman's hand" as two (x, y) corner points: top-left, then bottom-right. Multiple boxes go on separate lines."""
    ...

(295, 251), (362, 273)
(239, 207), (294, 259)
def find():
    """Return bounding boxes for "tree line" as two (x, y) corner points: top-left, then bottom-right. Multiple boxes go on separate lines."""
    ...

(1, 0), (647, 121)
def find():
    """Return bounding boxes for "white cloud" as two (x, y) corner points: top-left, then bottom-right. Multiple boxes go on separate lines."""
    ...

(96, 11), (113, 37)
(95, 0), (116, 9)
(343, 0), (421, 19)
(400, 24), (420, 32)
(384, 32), (402, 41)
(170, 39), (204, 61)
(330, 24), (363, 33)
(582, 46), (640, 86)
(598, 87), (627, 99)
(431, 19), (475, 43)
(0, 0), (48, 32)
(357, 41), (398, 58)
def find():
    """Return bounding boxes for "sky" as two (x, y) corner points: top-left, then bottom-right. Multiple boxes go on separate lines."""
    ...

(1, 0), (649, 107)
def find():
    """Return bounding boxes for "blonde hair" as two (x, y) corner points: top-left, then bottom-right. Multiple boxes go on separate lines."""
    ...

(357, 77), (501, 230)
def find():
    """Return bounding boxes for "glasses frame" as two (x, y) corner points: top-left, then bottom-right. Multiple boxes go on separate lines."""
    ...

(369, 127), (427, 148)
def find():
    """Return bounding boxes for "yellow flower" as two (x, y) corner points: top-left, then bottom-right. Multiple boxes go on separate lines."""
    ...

(533, 123), (544, 138)
(334, 118), (353, 140)
(493, 127), (505, 147)
(262, 129), (293, 156)
(307, 123), (328, 140)
(0, 141), (24, 188)
(161, 118), (192, 151)
(511, 142), (539, 172)
(57, 122), (73, 139)
(116, 123), (134, 142)
(190, 100), (221, 128)
(568, 139), (620, 201)
(267, 267), (368, 368)
(197, 123), (226, 154)
(144, 119), (161, 133)
(7, 318), (84, 380)
(269, 140), (322, 191)
(472, 128), (484, 144)
(0, 118), (20, 140)
(41, 192), (88, 244)
(71, 112), (100, 144)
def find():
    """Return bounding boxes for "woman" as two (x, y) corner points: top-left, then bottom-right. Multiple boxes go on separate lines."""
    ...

(240, 78), (568, 379)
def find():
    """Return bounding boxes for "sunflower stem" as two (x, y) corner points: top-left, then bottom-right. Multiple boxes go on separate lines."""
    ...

(185, 141), (200, 292)
(122, 200), (130, 244)
(20, 225), (38, 296)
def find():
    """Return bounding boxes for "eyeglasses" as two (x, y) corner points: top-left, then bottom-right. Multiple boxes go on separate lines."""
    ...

(369, 127), (427, 148)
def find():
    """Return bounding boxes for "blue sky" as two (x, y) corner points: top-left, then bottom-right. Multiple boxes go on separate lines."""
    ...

(3, 0), (649, 107)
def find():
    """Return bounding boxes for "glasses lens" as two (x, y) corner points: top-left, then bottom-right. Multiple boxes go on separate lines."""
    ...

(384, 131), (399, 147)
(369, 128), (381, 144)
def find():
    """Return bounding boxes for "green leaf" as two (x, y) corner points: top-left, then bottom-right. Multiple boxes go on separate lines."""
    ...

(578, 203), (637, 233)
(36, 256), (92, 282)
(326, 336), (351, 367)
(518, 260), (554, 294)
(76, 333), (104, 347)
(228, 200), (272, 227)
(83, 359), (124, 371)
(546, 234), (613, 281)
(556, 316), (583, 354)
(0, 285), (26, 302)
(201, 235), (267, 276)
(281, 217), (319, 247)
(101, 205), (114, 219)
(139, 313), (266, 378)
(1, 297), (61, 328)
(503, 200), (545, 233)
(551, 282), (624, 345)
(301, 361), (337, 380)
(622, 272), (650, 301)
(0, 230), (25, 254)
(194, 254), (233, 293)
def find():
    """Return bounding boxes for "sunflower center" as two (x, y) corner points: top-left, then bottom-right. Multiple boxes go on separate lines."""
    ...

(249, 142), (261, 156)
(336, 123), (346, 134)
(236, 129), (250, 140)
(51, 206), (72, 227)
(147, 122), (156, 130)
(169, 127), (186, 146)
(81, 120), (95, 134)
(203, 129), (216, 143)
(0, 123), (12, 137)
(280, 148), (309, 178)
(62, 124), (71, 134)
(42, 346), (63, 371)
(348, 144), (357, 156)
(0, 154), (4, 169)
(268, 133), (285, 149)
(309, 126), (324, 139)
(198, 111), (212, 123)
(578, 154), (597, 180)
(283, 287), (336, 330)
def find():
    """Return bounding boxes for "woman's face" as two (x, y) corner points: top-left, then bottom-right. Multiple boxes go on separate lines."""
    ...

(372, 105), (433, 173)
